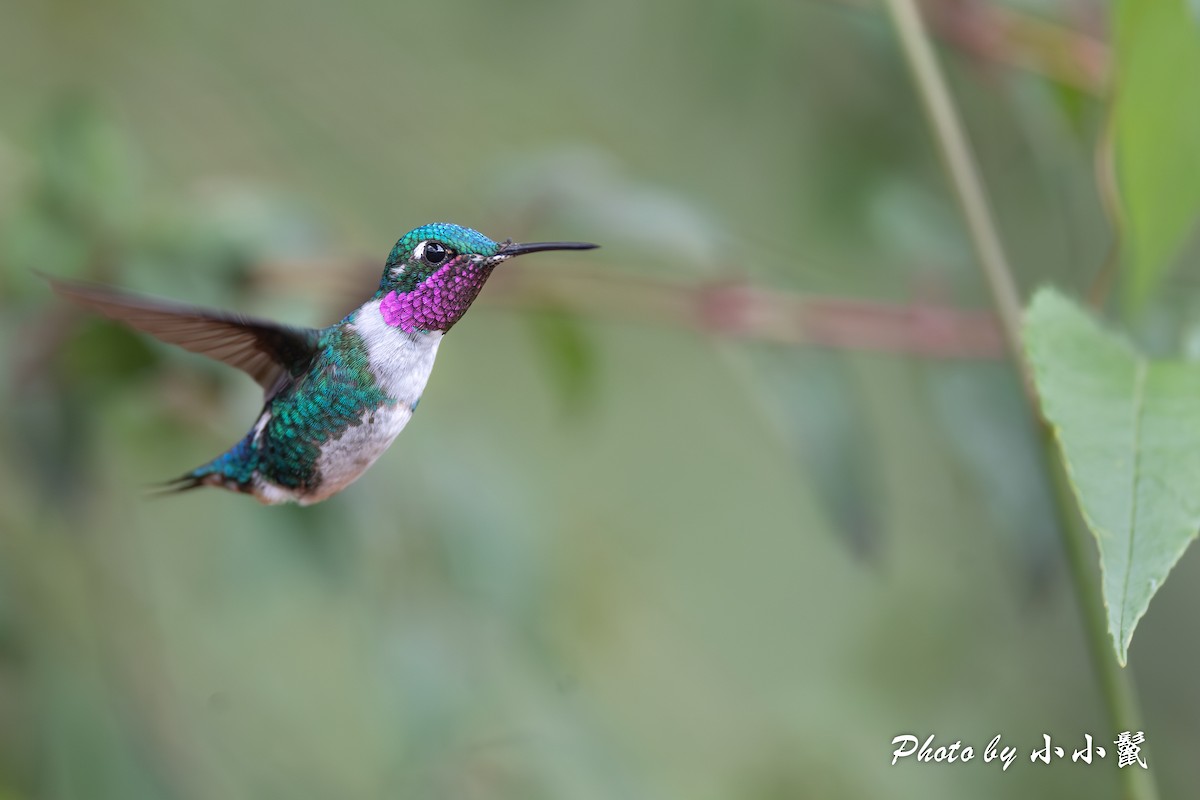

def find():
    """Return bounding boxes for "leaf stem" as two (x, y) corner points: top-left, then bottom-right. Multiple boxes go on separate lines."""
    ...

(883, 2), (1157, 797)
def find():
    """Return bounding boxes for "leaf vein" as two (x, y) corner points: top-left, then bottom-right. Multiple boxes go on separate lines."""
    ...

(1121, 359), (1148, 646)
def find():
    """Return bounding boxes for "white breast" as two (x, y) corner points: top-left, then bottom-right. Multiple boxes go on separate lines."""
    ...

(352, 298), (443, 402)
(300, 300), (442, 504)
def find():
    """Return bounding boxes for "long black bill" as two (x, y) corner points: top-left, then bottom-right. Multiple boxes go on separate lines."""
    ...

(499, 240), (599, 256)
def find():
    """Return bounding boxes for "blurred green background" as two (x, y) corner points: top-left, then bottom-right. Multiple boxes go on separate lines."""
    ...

(1, 0), (1197, 797)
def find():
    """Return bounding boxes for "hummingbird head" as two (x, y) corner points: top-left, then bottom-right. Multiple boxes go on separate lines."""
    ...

(376, 223), (596, 333)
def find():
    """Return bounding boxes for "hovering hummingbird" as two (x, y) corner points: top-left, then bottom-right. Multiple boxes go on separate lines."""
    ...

(50, 223), (597, 505)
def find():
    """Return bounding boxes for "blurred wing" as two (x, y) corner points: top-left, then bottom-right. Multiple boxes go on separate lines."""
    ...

(48, 277), (322, 394)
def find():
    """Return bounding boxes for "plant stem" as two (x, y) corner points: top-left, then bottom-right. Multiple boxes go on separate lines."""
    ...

(883, 0), (1025, 373)
(1045, 438), (1157, 800)
(258, 259), (1011, 358)
(883, 2), (1157, 798)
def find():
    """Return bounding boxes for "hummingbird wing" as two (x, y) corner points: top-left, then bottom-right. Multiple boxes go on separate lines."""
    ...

(48, 277), (322, 396)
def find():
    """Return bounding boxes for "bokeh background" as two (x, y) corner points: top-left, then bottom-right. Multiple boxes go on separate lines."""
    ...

(2, 0), (1197, 797)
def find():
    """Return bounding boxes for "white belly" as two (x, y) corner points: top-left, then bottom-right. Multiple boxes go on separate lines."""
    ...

(305, 403), (413, 503)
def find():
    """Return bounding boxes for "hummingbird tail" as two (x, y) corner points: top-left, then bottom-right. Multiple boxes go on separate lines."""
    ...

(144, 474), (208, 498)
(146, 434), (260, 499)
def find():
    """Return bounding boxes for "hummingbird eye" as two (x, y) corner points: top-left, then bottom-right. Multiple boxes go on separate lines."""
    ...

(422, 241), (451, 266)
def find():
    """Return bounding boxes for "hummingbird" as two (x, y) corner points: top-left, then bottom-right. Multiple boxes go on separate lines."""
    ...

(49, 223), (597, 505)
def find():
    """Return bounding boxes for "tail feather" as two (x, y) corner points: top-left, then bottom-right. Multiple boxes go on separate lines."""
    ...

(144, 473), (209, 498)
(147, 434), (260, 499)
(144, 471), (245, 500)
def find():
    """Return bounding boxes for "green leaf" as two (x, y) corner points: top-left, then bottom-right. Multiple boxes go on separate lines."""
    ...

(523, 309), (599, 419)
(924, 363), (1061, 593)
(1024, 288), (1200, 663)
(1114, 0), (1200, 310)
(755, 349), (882, 560)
